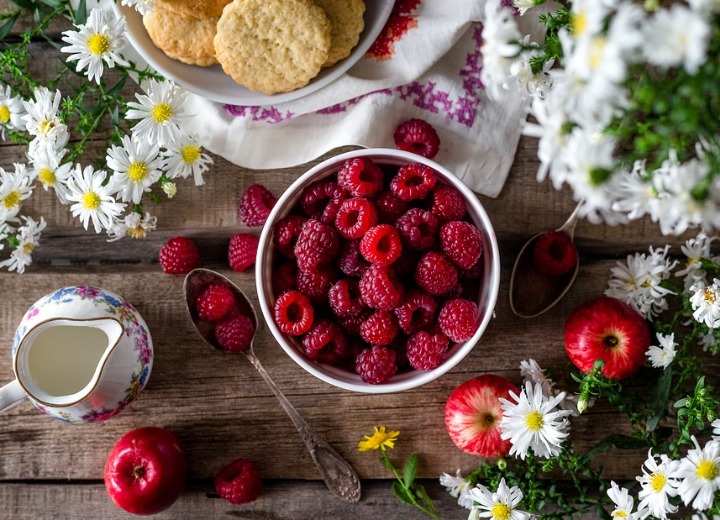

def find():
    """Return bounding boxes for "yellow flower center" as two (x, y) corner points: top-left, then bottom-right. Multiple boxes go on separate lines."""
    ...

(127, 162), (148, 182)
(0, 105), (10, 124)
(649, 472), (666, 492)
(39, 119), (55, 135)
(3, 190), (21, 209)
(491, 503), (512, 520)
(697, 460), (718, 480)
(22, 242), (35, 254)
(526, 411), (544, 431)
(38, 167), (56, 186)
(82, 191), (101, 210)
(614, 510), (628, 519)
(571, 12), (587, 35)
(87, 33), (110, 56)
(704, 288), (717, 304)
(589, 37), (606, 70)
(151, 103), (173, 123)
(181, 144), (201, 164)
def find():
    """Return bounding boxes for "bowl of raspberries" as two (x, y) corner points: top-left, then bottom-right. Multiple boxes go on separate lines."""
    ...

(256, 148), (500, 393)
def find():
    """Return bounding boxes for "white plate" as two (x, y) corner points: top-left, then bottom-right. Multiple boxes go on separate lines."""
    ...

(116, 0), (395, 106)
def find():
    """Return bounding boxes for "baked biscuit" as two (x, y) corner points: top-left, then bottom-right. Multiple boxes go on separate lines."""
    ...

(154, 0), (231, 20)
(314, 0), (365, 67)
(214, 0), (331, 94)
(143, 5), (218, 67)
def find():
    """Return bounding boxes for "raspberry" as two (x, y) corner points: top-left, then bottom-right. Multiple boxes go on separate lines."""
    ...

(438, 299), (479, 342)
(458, 259), (483, 282)
(393, 118), (441, 159)
(273, 215), (307, 259)
(431, 184), (466, 223)
(215, 458), (262, 505)
(238, 184), (277, 227)
(158, 236), (199, 274)
(334, 197), (378, 239)
(296, 265), (338, 305)
(196, 283), (236, 322)
(439, 221), (483, 270)
(390, 163), (436, 201)
(406, 330), (449, 370)
(274, 290), (314, 336)
(360, 310), (399, 346)
(374, 190), (411, 223)
(337, 239), (369, 277)
(395, 208), (438, 250)
(532, 230), (578, 276)
(359, 224), (403, 266)
(339, 308), (373, 336)
(415, 251), (458, 295)
(214, 313), (255, 352)
(294, 219), (340, 272)
(328, 278), (365, 317)
(337, 157), (384, 197)
(355, 345), (398, 384)
(272, 262), (297, 296)
(300, 180), (346, 220)
(359, 265), (404, 310)
(302, 319), (349, 361)
(228, 233), (260, 272)
(394, 291), (438, 334)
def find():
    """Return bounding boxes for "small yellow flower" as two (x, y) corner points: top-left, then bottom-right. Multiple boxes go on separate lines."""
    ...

(358, 426), (399, 452)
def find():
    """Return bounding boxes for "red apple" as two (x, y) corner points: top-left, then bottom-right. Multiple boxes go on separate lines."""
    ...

(444, 374), (519, 457)
(104, 427), (188, 515)
(564, 296), (650, 380)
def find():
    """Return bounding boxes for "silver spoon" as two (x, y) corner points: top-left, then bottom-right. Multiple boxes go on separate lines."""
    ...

(509, 201), (582, 318)
(183, 268), (361, 503)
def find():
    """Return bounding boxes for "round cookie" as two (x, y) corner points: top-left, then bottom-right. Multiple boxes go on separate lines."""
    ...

(154, 0), (231, 20)
(214, 0), (331, 95)
(143, 5), (218, 67)
(314, 0), (366, 68)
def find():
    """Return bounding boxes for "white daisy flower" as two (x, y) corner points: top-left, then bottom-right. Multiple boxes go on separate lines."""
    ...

(712, 419), (720, 439)
(60, 7), (129, 84)
(439, 469), (474, 510)
(121, 0), (154, 15)
(0, 163), (33, 222)
(698, 328), (718, 353)
(636, 450), (681, 519)
(677, 437), (720, 511)
(27, 147), (72, 204)
(522, 92), (570, 186)
(106, 134), (163, 204)
(22, 88), (68, 145)
(161, 179), (177, 198)
(125, 79), (189, 146)
(611, 161), (659, 221)
(106, 212), (157, 242)
(687, 0), (720, 13)
(512, 0), (536, 16)
(500, 381), (572, 459)
(690, 279), (720, 329)
(519, 358), (584, 416)
(467, 478), (530, 520)
(607, 481), (641, 519)
(643, 4), (710, 74)
(162, 133), (213, 186)
(645, 332), (677, 370)
(0, 216), (46, 274)
(66, 164), (125, 233)
(480, 0), (522, 101)
(0, 84), (26, 135)
(568, 0), (610, 40)
(676, 232), (715, 291)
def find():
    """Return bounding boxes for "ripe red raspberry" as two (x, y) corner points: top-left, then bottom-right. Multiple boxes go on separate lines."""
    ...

(214, 313), (255, 352)
(337, 239), (369, 277)
(158, 236), (199, 274)
(415, 251), (458, 295)
(438, 299), (479, 342)
(300, 180), (346, 220)
(228, 233), (260, 272)
(334, 197), (378, 239)
(196, 283), (236, 322)
(302, 319), (349, 361)
(374, 190), (411, 223)
(355, 345), (398, 384)
(238, 184), (277, 227)
(328, 278), (365, 317)
(294, 219), (339, 272)
(395, 208), (438, 250)
(296, 265), (338, 304)
(359, 265), (404, 310)
(274, 290), (314, 336)
(458, 259), (483, 282)
(393, 118), (441, 159)
(394, 291), (438, 334)
(532, 230), (578, 276)
(339, 308), (373, 336)
(431, 184), (466, 222)
(272, 262), (297, 296)
(439, 221), (483, 270)
(360, 310), (399, 346)
(359, 224), (403, 266)
(406, 330), (449, 370)
(215, 458), (262, 505)
(273, 215), (307, 259)
(336, 157), (384, 197)
(390, 163), (436, 201)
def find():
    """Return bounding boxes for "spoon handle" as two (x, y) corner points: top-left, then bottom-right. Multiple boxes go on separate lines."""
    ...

(243, 349), (362, 503)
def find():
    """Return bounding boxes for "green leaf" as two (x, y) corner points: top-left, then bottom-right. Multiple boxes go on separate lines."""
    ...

(580, 434), (651, 465)
(647, 366), (673, 432)
(403, 454), (418, 489)
(38, 0), (61, 8)
(9, 0), (36, 11)
(379, 454), (394, 472)
(391, 480), (415, 506)
(0, 12), (19, 40)
(106, 73), (128, 97)
(74, 0), (87, 25)
(413, 483), (436, 513)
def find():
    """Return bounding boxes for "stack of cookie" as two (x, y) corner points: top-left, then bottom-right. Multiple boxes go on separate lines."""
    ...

(143, 0), (366, 95)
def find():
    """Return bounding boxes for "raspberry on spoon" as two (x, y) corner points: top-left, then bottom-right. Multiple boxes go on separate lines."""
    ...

(532, 230), (578, 276)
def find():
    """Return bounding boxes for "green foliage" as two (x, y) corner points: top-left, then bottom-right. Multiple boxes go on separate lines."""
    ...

(375, 450), (440, 520)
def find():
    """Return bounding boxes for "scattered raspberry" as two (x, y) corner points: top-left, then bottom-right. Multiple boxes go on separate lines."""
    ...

(431, 184), (466, 222)
(374, 190), (411, 223)
(296, 265), (337, 305)
(272, 262), (297, 296)
(438, 299), (479, 342)
(337, 157), (384, 197)
(406, 330), (449, 370)
(273, 215), (307, 259)
(300, 180), (346, 220)
(328, 278), (365, 317)
(214, 313), (255, 352)
(394, 291), (438, 334)
(196, 283), (236, 322)
(415, 251), (458, 296)
(359, 224), (403, 266)
(302, 319), (349, 361)
(359, 265), (404, 310)
(439, 221), (483, 270)
(393, 118), (441, 158)
(395, 208), (438, 250)
(239, 184), (277, 227)
(158, 236), (199, 274)
(532, 230), (578, 276)
(334, 197), (378, 239)
(360, 310), (399, 346)
(228, 233), (260, 272)
(355, 345), (398, 384)
(337, 240), (369, 277)
(274, 290), (314, 336)
(215, 458), (262, 505)
(390, 163), (436, 201)
(294, 219), (340, 272)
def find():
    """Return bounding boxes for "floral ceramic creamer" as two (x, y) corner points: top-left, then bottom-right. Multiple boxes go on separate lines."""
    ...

(0, 285), (152, 423)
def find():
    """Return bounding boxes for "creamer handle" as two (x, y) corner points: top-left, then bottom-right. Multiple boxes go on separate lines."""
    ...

(0, 380), (27, 413)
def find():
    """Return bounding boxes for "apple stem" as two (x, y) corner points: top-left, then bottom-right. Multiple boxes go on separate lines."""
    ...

(133, 466), (146, 479)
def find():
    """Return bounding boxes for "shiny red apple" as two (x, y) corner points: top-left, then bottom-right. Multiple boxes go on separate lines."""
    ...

(104, 427), (188, 515)
(564, 296), (650, 380)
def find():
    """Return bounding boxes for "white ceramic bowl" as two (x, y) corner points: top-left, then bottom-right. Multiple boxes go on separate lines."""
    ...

(256, 149), (501, 393)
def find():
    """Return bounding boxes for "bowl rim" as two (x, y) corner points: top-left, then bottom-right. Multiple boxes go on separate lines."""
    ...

(256, 148), (501, 394)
